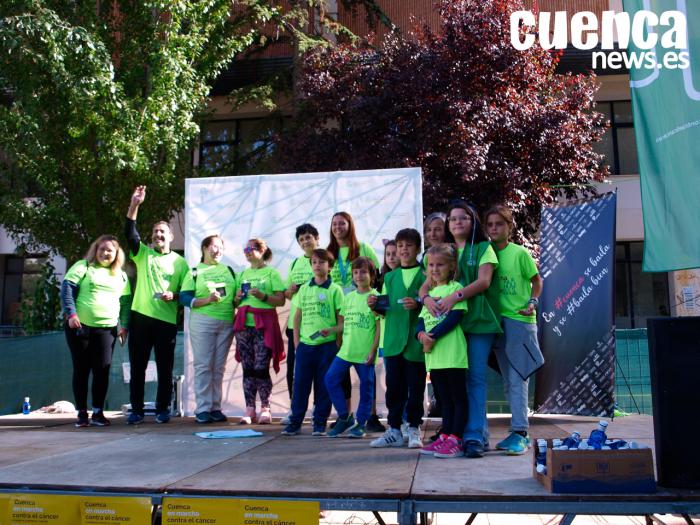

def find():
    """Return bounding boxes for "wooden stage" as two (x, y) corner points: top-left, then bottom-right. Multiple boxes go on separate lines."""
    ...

(1, 413), (698, 524)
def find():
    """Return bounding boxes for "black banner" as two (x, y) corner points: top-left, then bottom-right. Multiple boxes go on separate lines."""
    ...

(535, 192), (617, 417)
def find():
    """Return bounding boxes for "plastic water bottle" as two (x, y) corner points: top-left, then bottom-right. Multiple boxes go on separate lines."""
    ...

(588, 420), (609, 450)
(22, 397), (31, 415)
(562, 431), (582, 449)
(535, 440), (547, 474)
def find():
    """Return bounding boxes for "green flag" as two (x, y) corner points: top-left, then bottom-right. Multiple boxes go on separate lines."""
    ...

(625, 0), (700, 271)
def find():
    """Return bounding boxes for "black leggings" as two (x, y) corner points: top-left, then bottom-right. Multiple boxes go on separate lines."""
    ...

(430, 368), (468, 437)
(65, 323), (118, 411)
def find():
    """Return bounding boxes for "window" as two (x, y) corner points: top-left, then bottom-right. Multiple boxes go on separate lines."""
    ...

(199, 117), (288, 175)
(594, 101), (640, 175)
(615, 242), (670, 329)
(1, 255), (48, 325)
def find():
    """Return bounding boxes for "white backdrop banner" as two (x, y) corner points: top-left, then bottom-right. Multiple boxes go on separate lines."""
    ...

(183, 168), (423, 417)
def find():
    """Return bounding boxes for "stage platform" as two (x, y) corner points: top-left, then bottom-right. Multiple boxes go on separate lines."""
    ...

(1, 413), (698, 524)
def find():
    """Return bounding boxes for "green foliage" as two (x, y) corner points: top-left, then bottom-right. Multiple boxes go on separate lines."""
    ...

(19, 259), (62, 334)
(0, 1), (279, 261)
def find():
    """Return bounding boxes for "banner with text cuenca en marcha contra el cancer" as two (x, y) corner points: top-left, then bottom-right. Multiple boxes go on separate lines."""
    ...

(624, 0), (700, 271)
(535, 193), (617, 417)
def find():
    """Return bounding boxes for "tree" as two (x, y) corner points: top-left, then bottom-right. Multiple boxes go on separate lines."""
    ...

(276, 0), (609, 241)
(0, 0), (389, 262)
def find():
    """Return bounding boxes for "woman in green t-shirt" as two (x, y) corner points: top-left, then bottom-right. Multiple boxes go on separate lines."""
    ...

(233, 238), (286, 425)
(179, 235), (237, 425)
(326, 211), (380, 416)
(61, 235), (131, 428)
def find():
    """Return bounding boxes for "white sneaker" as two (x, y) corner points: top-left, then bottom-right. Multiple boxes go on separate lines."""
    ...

(258, 408), (272, 424)
(370, 428), (405, 448)
(280, 411), (292, 425)
(407, 426), (423, 449)
(401, 422), (409, 444)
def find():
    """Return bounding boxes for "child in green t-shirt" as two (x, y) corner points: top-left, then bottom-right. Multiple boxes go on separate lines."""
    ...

(416, 243), (468, 458)
(282, 224), (320, 419)
(368, 228), (426, 450)
(485, 205), (544, 456)
(282, 249), (344, 436)
(324, 257), (381, 438)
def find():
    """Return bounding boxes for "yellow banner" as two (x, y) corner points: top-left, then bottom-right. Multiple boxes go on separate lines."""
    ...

(1, 493), (9, 524)
(239, 499), (319, 525)
(6, 493), (81, 525)
(161, 497), (319, 525)
(79, 496), (152, 525)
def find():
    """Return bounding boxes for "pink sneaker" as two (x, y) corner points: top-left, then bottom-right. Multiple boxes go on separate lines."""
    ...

(433, 435), (464, 458)
(420, 434), (446, 455)
(239, 406), (258, 425)
(258, 408), (272, 424)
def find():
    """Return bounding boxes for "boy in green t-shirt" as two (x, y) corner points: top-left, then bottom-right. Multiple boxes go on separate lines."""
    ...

(282, 249), (344, 436)
(368, 228), (426, 449)
(124, 186), (191, 425)
(283, 224), (320, 415)
(324, 257), (380, 438)
(486, 205), (544, 456)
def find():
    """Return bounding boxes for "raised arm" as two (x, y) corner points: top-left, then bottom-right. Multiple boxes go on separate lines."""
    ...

(125, 186), (146, 255)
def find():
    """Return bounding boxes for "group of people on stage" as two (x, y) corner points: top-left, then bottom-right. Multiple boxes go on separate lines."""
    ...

(60, 185), (544, 459)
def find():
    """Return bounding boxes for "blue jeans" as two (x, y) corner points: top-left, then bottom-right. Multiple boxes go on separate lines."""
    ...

(325, 357), (375, 426)
(290, 341), (337, 428)
(463, 333), (496, 444)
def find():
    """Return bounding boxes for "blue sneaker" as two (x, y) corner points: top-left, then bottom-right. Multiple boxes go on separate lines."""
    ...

(195, 412), (213, 424)
(312, 424), (327, 436)
(155, 410), (171, 424)
(327, 414), (355, 437)
(127, 412), (144, 425)
(496, 431), (528, 450)
(210, 410), (227, 423)
(506, 434), (531, 456)
(347, 423), (366, 439)
(281, 424), (301, 436)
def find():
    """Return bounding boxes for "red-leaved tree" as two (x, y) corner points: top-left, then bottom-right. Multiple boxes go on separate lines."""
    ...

(276, 0), (608, 241)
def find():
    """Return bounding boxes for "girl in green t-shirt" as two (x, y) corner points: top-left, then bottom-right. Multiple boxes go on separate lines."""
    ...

(418, 200), (500, 459)
(61, 235), (131, 428)
(233, 238), (286, 425)
(324, 257), (380, 438)
(416, 244), (468, 458)
(485, 205), (544, 457)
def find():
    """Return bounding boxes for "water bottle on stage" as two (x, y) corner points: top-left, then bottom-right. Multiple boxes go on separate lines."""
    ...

(22, 397), (31, 415)
(588, 420), (609, 450)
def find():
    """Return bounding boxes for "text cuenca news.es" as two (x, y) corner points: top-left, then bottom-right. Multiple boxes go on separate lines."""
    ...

(510, 10), (689, 71)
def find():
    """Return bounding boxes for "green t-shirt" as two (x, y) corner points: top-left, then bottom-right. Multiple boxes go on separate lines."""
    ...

(180, 263), (236, 321)
(238, 266), (286, 326)
(458, 245), (498, 269)
(329, 242), (380, 293)
(401, 266), (421, 290)
(130, 243), (190, 324)
(338, 289), (380, 364)
(286, 255), (314, 329)
(494, 243), (539, 324)
(420, 281), (468, 371)
(64, 261), (131, 328)
(292, 280), (344, 345)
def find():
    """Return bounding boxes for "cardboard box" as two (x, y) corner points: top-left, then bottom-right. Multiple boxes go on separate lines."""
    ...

(533, 440), (656, 493)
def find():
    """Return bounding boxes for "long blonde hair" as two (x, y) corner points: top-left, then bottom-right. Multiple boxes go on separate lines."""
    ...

(85, 235), (125, 275)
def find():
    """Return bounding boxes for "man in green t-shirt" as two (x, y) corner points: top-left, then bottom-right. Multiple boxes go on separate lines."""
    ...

(124, 186), (191, 425)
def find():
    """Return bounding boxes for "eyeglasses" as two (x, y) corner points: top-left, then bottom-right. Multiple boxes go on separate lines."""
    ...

(243, 246), (257, 254)
(448, 215), (472, 222)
